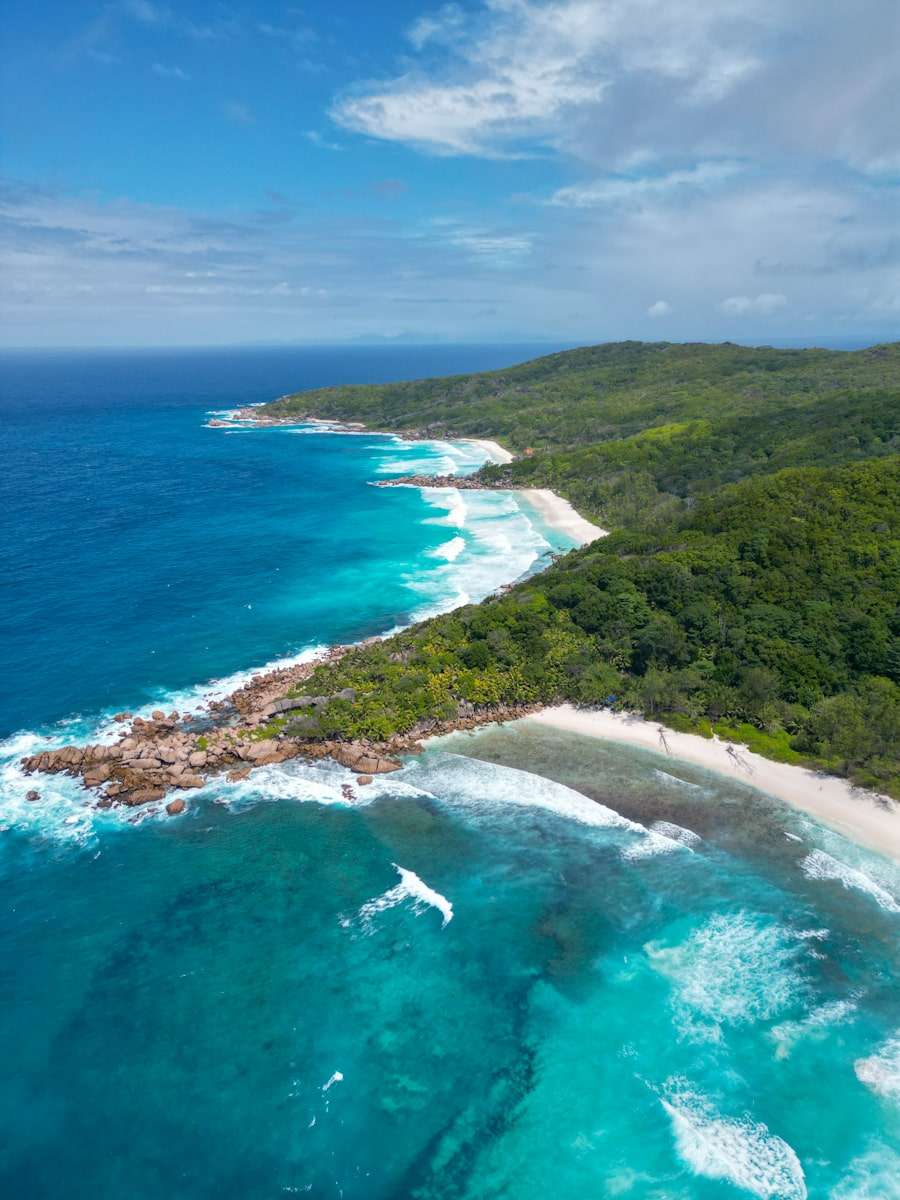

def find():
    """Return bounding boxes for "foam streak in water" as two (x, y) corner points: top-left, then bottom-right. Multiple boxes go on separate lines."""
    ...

(770, 1000), (857, 1060)
(357, 864), (454, 930)
(661, 1083), (807, 1200)
(647, 912), (806, 1038)
(407, 488), (556, 622)
(855, 1032), (900, 1103)
(800, 850), (900, 914)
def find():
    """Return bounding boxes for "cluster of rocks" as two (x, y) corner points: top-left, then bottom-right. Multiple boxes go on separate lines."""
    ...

(19, 707), (303, 813)
(224, 643), (368, 724)
(26, 405), (540, 813)
(372, 473), (493, 491)
(20, 641), (541, 815)
(227, 407), (370, 429)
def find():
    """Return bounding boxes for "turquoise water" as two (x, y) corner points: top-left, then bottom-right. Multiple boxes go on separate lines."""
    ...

(0, 345), (563, 736)
(1, 350), (898, 1198)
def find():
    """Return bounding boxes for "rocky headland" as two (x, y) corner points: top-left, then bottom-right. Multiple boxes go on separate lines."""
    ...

(372, 473), (497, 490)
(229, 407), (370, 429)
(19, 411), (535, 816)
(21, 644), (538, 817)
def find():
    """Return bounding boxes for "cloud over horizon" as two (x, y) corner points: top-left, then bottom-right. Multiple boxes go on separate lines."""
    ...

(2, 0), (899, 346)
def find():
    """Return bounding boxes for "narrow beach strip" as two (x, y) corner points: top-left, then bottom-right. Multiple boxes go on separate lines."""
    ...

(459, 438), (514, 464)
(515, 488), (606, 546)
(529, 705), (899, 862)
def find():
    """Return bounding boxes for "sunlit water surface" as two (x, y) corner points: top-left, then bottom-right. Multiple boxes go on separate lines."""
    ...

(0, 348), (897, 1199)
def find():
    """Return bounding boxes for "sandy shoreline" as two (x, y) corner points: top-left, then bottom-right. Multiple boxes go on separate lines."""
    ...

(210, 407), (900, 862)
(461, 437), (514, 465)
(516, 488), (606, 546)
(529, 705), (900, 862)
(239, 415), (603, 550)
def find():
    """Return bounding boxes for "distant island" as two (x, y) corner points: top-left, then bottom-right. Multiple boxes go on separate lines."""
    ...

(25, 341), (900, 848)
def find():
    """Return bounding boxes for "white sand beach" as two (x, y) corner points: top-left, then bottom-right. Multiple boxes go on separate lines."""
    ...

(517, 488), (606, 546)
(463, 438), (514, 464)
(530, 705), (900, 862)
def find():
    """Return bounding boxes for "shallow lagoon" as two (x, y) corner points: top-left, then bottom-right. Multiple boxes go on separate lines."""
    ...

(2, 727), (899, 1198)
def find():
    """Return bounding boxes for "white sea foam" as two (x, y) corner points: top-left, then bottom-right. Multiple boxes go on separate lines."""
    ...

(650, 820), (702, 848)
(800, 850), (900, 914)
(621, 818), (699, 859)
(769, 1000), (857, 1060)
(408, 750), (699, 864)
(374, 436), (491, 478)
(421, 487), (468, 529)
(854, 1033), (900, 1103)
(428, 536), (466, 561)
(196, 757), (436, 814)
(356, 863), (454, 930)
(0, 745), (103, 846)
(407, 488), (553, 621)
(653, 769), (704, 791)
(1, 675), (429, 846)
(620, 828), (693, 860)
(138, 644), (329, 722)
(661, 1083), (807, 1200)
(0, 642), (335, 835)
(647, 912), (807, 1037)
(409, 751), (641, 833)
(830, 1143), (900, 1200)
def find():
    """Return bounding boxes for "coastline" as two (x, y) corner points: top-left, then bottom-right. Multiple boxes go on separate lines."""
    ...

(17, 419), (559, 814)
(528, 705), (900, 863)
(461, 437), (513, 465)
(22, 403), (894, 866)
(230, 409), (604, 550)
(515, 488), (606, 546)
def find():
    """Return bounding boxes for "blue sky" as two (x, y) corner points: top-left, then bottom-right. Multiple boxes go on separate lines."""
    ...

(2, 0), (899, 346)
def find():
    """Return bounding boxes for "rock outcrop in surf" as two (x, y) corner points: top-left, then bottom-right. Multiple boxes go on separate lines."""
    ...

(20, 643), (539, 814)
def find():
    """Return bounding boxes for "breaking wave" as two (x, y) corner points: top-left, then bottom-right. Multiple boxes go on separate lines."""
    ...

(409, 752), (638, 833)
(407, 488), (557, 621)
(650, 820), (702, 847)
(661, 1081), (807, 1199)
(800, 850), (900, 914)
(855, 1033), (900, 1103)
(355, 863), (454, 930)
(830, 1143), (900, 1200)
(646, 912), (808, 1039)
(769, 1000), (858, 1060)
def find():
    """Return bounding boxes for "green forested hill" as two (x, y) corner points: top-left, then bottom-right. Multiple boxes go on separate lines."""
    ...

(265, 339), (900, 456)
(259, 342), (900, 796)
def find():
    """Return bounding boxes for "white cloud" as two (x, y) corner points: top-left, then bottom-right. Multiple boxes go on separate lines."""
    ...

(335, 71), (602, 159)
(151, 63), (190, 81)
(330, 0), (900, 175)
(720, 293), (788, 316)
(407, 4), (467, 50)
(122, 0), (163, 24)
(303, 130), (344, 152)
(548, 162), (744, 208)
(2, 167), (898, 346)
(414, 217), (534, 267)
(224, 101), (255, 127)
(331, 0), (782, 157)
(0, 182), (543, 345)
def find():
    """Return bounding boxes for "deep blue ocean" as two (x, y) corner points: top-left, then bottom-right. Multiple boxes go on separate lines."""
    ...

(1, 346), (898, 1199)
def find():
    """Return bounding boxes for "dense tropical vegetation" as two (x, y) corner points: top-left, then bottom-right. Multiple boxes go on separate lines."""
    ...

(261, 342), (900, 796)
